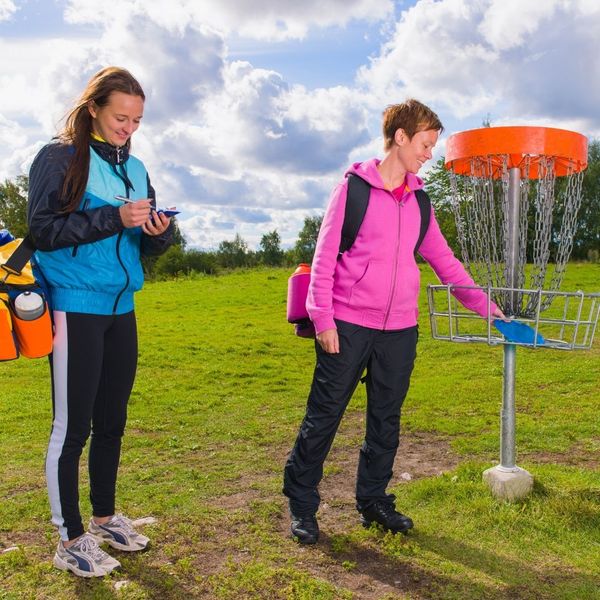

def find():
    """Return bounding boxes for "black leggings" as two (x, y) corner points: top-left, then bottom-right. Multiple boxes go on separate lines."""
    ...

(283, 320), (418, 516)
(46, 311), (137, 541)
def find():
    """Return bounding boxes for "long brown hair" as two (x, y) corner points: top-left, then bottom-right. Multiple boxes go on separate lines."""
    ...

(59, 66), (145, 212)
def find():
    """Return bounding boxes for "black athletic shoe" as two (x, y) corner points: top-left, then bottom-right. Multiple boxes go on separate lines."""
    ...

(290, 514), (319, 544)
(360, 502), (414, 534)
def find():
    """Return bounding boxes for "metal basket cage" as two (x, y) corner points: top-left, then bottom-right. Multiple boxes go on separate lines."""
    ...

(427, 284), (600, 350)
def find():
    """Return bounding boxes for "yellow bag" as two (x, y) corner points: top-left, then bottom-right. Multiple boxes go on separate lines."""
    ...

(0, 238), (36, 286)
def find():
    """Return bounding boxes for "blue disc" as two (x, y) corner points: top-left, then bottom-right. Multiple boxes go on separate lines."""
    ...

(493, 319), (545, 345)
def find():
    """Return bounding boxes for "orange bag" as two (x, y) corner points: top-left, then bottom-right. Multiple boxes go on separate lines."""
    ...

(10, 303), (53, 358)
(0, 298), (18, 361)
(1, 235), (53, 360)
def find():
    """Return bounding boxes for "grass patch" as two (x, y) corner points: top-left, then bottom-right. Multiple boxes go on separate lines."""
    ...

(1, 264), (599, 599)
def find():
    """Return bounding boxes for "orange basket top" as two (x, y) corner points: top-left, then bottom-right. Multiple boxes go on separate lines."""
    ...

(445, 126), (588, 179)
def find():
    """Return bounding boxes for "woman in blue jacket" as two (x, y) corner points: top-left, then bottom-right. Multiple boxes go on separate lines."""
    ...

(27, 67), (173, 577)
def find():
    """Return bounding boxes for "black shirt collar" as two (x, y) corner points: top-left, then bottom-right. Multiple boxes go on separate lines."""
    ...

(89, 138), (129, 165)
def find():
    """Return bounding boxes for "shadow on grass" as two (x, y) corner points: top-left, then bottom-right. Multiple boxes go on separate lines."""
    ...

(318, 530), (510, 600)
(417, 531), (599, 598)
(320, 528), (600, 600)
(71, 551), (196, 600)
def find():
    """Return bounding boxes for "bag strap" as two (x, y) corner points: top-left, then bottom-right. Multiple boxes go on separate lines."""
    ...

(339, 173), (370, 257)
(1, 234), (36, 280)
(414, 189), (431, 254)
(337, 177), (431, 258)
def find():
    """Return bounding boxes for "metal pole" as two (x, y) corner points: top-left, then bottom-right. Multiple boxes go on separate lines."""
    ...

(500, 167), (521, 470)
(501, 344), (516, 468)
(506, 168), (521, 313)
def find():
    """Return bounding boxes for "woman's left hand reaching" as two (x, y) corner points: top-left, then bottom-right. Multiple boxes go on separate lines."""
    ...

(142, 210), (171, 236)
(492, 307), (510, 322)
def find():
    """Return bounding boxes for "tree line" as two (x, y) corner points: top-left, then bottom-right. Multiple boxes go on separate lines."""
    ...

(1, 141), (598, 277)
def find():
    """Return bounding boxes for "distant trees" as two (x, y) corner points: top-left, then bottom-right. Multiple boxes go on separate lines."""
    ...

(259, 230), (284, 266)
(294, 215), (323, 264)
(575, 139), (600, 260)
(141, 218), (186, 275)
(217, 233), (252, 268)
(0, 176), (28, 238)
(422, 157), (458, 254)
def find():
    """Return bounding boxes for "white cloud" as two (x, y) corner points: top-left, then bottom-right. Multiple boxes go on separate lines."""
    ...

(358, 0), (600, 136)
(177, 204), (323, 250)
(477, 0), (564, 51)
(0, 115), (43, 176)
(0, 37), (103, 177)
(196, 62), (370, 175)
(188, 0), (395, 41)
(64, 0), (395, 41)
(0, 39), (84, 124)
(357, 0), (502, 118)
(0, 0), (16, 21)
(101, 18), (226, 122)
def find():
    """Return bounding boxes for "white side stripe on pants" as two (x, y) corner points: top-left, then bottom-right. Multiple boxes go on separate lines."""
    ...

(45, 311), (70, 541)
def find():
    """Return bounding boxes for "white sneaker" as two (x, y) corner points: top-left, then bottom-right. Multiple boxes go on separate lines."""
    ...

(53, 533), (121, 577)
(89, 514), (150, 552)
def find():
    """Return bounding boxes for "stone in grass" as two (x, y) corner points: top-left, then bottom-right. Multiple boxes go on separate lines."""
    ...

(114, 581), (130, 591)
(2, 547), (19, 554)
(131, 516), (157, 527)
(483, 466), (533, 500)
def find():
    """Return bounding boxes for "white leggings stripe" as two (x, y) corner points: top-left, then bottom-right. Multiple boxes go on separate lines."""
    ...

(45, 311), (69, 541)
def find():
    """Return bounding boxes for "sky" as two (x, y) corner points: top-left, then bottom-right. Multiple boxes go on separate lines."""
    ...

(0, 0), (599, 249)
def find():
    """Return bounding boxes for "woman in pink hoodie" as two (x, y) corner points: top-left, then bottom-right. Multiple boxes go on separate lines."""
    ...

(283, 99), (505, 544)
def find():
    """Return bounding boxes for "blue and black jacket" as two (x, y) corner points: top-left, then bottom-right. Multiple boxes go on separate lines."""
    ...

(27, 139), (174, 315)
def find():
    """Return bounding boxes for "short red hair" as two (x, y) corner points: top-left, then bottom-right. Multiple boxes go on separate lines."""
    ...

(382, 99), (443, 151)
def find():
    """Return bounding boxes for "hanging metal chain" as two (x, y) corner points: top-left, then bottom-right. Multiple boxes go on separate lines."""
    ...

(548, 167), (584, 296)
(518, 159), (530, 292)
(521, 157), (552, 314)
(449, 154), (585, 317)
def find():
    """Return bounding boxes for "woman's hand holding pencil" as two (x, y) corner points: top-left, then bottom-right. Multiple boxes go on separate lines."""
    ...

(115, 195), (171, 234)
(116, 196), (153, 228)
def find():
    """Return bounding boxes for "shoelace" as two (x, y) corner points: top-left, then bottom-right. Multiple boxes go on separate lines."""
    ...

(110, 514), (136, 534)
(376, 503), (398, 519)
(74, 534), (109, 562)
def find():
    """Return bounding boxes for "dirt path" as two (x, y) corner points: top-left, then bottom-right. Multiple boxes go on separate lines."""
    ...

(201, 414), (462, 600)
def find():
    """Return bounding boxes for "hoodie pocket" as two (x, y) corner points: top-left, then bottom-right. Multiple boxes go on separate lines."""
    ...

(348, 260), (387, 309)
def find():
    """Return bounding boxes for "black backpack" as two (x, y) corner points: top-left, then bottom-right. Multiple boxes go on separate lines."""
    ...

(340, 173), (431, 256)
(288, 175), (432, 338)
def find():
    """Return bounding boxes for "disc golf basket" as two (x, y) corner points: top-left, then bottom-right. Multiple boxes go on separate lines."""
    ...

(427, 126), (600, 499)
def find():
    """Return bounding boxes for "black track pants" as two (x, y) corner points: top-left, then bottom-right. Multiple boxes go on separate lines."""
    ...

(46, 310), (137, 541)
(283, 320), (418, 517)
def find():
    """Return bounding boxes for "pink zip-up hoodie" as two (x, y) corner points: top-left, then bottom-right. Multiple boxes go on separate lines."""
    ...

(306, 158), (496, 334)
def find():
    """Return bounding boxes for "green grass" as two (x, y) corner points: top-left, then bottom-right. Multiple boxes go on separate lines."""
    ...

(1, 263), (599, 599)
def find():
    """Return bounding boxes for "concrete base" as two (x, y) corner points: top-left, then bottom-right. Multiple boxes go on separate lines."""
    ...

(483, 465), (533, 500)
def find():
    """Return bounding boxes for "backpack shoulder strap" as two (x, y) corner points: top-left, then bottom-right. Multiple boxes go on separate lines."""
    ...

(414, 189), (431, 254)
(339, 174), (370, 257)
(1, 234), (36, 279)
